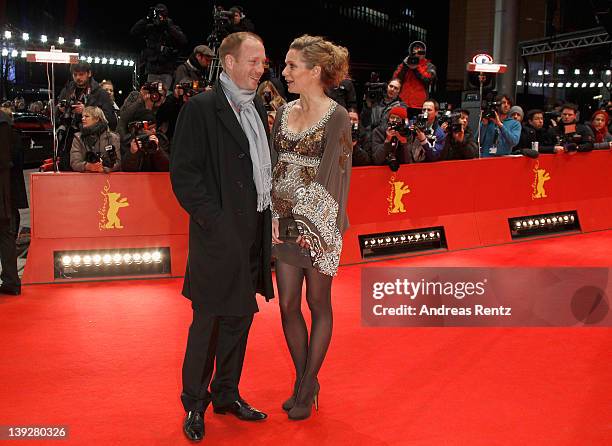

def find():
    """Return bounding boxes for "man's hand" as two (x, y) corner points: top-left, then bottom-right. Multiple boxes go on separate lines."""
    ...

(72, 102), (84, 115)
(130, 139), (140, 154)
(553, 145), (564, 154)
(493, 111), (503, 127)
(85, 161), (104, 172)
(414, 127), (427, 143)
(386, 128), (399, 141)
(440, 122), (449, 132)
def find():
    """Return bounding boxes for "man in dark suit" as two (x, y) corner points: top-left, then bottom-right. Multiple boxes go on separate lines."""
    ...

(170, 31), (274, 442)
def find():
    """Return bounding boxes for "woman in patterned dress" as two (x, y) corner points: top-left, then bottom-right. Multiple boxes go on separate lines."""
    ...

(270, 35), (352, 421)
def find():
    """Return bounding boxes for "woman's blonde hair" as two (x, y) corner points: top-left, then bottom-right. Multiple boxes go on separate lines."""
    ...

(83, 106), (107, 125)
(289, 35), (349, 89)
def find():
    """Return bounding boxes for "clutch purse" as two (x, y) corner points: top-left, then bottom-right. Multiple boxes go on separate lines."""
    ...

(278, 217), (301, 242)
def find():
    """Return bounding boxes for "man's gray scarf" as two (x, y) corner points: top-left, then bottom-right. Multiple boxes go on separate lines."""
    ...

(219, 71), (271, 211)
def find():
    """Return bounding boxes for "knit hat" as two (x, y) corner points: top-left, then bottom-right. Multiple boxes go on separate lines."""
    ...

(389, 106), (407, 121)
(508, 106), (524, 119)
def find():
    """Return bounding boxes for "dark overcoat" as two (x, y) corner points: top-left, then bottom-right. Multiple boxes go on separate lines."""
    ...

(170, 82), (274, 315)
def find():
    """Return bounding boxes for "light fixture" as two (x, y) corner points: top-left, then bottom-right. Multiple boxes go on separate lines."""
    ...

(109, 58), (115, 64)
(558, 69), (565, 75)
(94, 57), (100, 63)
(606, 69), (612, 76)
(557, 82), (563, 88)
(87, 56), (92, 63)
(537, 70), (543, 76)
(359, 227), (446, 258)
(20, 50), (27, 58)
(574, 69), (580, 75)
(116, 58), (122, 65)
(565, 82), (571, 87)
(74, 38), (81, 46)
(590, 82), (596, 88)
(101, 57), (107, 64)
(11, 49), (18, 58)
(58, 36), (65, 45)
(544, 69), (549, 75)
(1, 49), (8, 57)
(598, 82), (604, 87)
(41, 34), (48, 43)
(509, 212), (580, 239)
(581, 82), (587, 88)
(588, 69), (594, 75)
(516, 80), (523, 86)
(4, 31), (11, 39)
(573, 82), (579, 87)
(22, 32), (29, 41)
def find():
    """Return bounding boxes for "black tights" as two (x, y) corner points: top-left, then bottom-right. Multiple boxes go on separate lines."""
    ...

(276, 259), (333, 400)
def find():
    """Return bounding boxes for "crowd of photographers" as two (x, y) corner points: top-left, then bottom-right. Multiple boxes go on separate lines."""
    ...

(4, 4), (612, 177)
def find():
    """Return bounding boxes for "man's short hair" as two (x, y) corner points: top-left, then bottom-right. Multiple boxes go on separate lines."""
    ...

(70, 62), (92, 74)
(526, 109), (544, 121)
(423, 99), (439, 111)
(561, 103), (579, 113)
(218, 32), (263, 70)
(497, 94), (512, 106)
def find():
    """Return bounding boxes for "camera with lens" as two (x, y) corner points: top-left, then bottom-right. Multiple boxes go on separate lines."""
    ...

(85, 145), (116, 169)
(128, 121), (158, 154)
(482, 98), (501, 119)
(412, 111), (429, 133)
(351, 121), (360, 141)
(388, 119), (411, 137)
(364, 72), (386, 102)
(556, 133), (582, 152)
(544, 111), (561, 127)
(142, 81), (164, 103)
(177, 80), (206, 98)
(262, 90), (274, 111)
(147, 6), (167, 25)
(439, 111), (463, 133)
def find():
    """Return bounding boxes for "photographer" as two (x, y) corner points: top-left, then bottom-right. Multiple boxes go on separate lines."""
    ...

(349, 111), (372, 166)
(327, 76), (357, 112)
(545, 103), (594, 154)
(516, 109), (553, 154)
(438, 117), (478, 161)
(122, 109), (169, 172)
(131, 3), (188, 90)
(119, 81), (167, 149)
(393, 41), (436, 117)
(360, 78), (406, 134)
(588, 110), (612, 150)
(414, 100), (446, 161)
(174, 45), (215, 86)
(224, 6), (255, 34)
(70, 106), (120, 173)
(479, 94), (521, 157)
(56, 62), (117, 170)
(156, 79), (206, 141)
(372, 106), (425, 169)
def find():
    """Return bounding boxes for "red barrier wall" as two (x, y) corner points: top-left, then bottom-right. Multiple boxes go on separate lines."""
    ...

(22, 152), (612, 284)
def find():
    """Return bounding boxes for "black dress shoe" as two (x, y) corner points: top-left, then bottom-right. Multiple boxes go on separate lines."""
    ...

(213, 399), (267, 421)
(0, 285), (20, 296)
(183, 411), (204, 442)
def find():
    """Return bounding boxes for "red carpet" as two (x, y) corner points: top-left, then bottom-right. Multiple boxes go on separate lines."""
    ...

(0, 231), (611, 445)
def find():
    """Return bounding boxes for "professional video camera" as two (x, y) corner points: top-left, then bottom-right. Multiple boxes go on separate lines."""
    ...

(482, 98), (501, 119)
(438, 110), (462, 133)
(364, 72), (386, 102)
(177, 80), (207, 98)
(142, 81), (165, 103)
(85, 145), (117, 169)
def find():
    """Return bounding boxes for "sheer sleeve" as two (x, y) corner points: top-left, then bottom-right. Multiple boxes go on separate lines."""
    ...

(292, 106), (352, 276)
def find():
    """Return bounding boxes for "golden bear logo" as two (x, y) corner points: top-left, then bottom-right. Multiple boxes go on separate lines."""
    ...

(532, 161), (551, 199)
(99, 180), (130, 230)
(387, 175), (411, 214)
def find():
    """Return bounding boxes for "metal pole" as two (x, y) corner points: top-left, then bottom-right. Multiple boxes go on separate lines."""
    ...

(493, 0), (519, 99)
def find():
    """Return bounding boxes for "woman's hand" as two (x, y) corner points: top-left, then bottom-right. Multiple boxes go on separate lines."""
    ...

(85, 161), (104, 172)
(272, 218), (283, 245)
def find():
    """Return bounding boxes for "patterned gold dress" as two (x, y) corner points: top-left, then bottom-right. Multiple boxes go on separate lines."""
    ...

(271, 100), (352, 276)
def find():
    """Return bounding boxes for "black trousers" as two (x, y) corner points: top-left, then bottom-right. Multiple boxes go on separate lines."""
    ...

(181, 211), (263, 412)
(0, 207), (19, 288)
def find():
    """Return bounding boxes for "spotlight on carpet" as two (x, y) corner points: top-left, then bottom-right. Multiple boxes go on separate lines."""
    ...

(54, 247), (170, 280)
(508, 211), (580, 239)
(359, 227), (447, 258)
